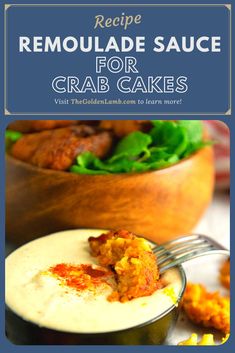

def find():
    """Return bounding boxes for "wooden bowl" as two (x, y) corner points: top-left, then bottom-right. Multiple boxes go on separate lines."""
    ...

(6, 146), (214, 245)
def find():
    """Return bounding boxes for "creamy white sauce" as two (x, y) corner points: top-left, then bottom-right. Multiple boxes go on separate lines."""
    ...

(6, 229), (183, 333)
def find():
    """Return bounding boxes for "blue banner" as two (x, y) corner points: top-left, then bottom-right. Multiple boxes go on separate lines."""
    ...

(5, 4), (231, 115)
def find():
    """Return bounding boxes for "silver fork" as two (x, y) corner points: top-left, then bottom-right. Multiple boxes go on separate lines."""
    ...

(152, 234), (229, 274)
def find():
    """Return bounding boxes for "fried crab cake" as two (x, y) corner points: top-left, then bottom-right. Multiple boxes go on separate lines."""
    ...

(11, 125), (113, 171)
(7, 120), (78, 133)
(89, 230), (160, 302)
(219, 259), (230, 289)
(182, 283), (230, 334)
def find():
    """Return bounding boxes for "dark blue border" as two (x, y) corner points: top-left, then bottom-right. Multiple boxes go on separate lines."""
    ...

(0, 0), (234, 352)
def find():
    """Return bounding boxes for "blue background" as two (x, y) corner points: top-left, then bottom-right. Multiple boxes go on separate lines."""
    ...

(0, 0), (234, 353)
(5, 3), (231, 115)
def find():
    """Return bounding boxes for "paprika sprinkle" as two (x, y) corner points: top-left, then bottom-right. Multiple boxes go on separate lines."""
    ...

(48, 263), (114, 293)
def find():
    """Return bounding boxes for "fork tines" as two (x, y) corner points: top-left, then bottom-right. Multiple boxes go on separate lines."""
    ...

(152, 234), (229, 274)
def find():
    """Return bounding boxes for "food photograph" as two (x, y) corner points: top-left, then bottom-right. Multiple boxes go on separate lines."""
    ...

(5, 119), (230, 345)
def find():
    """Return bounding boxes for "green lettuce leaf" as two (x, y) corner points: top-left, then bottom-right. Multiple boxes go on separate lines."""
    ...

(70, 120), (210, 175)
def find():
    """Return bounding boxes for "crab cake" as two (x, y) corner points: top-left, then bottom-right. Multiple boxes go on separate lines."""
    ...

(7, 120), (78, 133)
(89, 230), (160, 302)
(11, 125), (113, 171)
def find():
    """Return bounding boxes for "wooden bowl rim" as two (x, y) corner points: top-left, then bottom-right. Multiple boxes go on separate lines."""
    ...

(6, 146), (212, 180)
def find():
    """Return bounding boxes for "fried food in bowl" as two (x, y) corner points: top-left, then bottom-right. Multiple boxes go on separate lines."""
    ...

(7, 120), (77, 133)
(11, 125), (113, 171)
